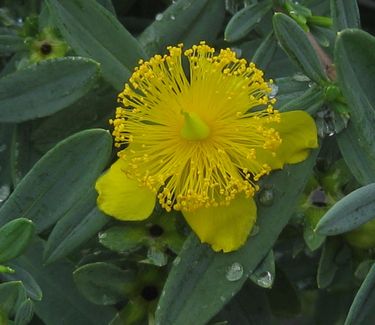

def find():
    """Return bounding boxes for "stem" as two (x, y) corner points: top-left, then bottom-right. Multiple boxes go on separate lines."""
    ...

(306, 32), (337, 81)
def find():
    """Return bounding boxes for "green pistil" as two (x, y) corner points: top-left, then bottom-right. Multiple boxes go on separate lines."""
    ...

(180, 111), (210, 141)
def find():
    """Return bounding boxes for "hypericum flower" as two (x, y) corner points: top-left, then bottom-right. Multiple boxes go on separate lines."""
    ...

(96, 42), (318, 252)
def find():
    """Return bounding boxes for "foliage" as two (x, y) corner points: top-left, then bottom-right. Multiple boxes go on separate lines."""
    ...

(0, 0), (375, 324)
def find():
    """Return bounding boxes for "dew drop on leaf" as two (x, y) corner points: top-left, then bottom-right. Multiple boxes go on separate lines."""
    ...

(259, 188), (274, 206)
(256, 271), (273, 288)
(250, 225), (259, 237)
(269, 83), (278, 98)
(155, 13), (163, 21)
(225, 262), (244, 281)
(0, 185), (10, 203)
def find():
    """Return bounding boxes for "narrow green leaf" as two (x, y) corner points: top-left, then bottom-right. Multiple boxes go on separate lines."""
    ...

(139, 0), (225, 55)
(99, 225), (146, 253)
(46, 0), (145, 89)
(274, 77), (310, 108)
(0, 124), (14, 209)
(31, 82), (116, 153)
(14, 299), (34, 325)
(345, 264), (375, 325)
(0, 35), (25, 54)
(12, 240), (116, 324)
(211, 282), (272, 324)
(0, 57), (100, 122)
(335, 29), (375, 183)
(44, 189), (109, 264)
(0, 281), (26, 317)
(73, 262), (136, 306)
(156, 152), (317, 325)
(316, 183), (375, 236)
(252, 32), (278, 71)
(279, 83), (325, 114)
(0, 129), (112, 233)
(317, 238), (340, 289)
(273, 13), (327, 84)
(330, 0), (360, 31)
(0, 218), (35, 263)
(225, 1), (272, 42)
(3, 265), (43, 301)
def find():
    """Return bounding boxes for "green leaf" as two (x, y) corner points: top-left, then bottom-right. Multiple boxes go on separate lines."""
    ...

(31, 82), (116, 153)
(0, 218), (35, 263)
(0, 35), (25, 54)
(73, 262), (136, 306)
(211, 282), (272, 325)
(156, 152), (317, 325)
(274, 77), (310, 108)
(337, 123), (375, 185)
(0, 57), (100, 123)
(335, 29), (375, 184)
(0, 265), (15, 274)
(99, 225), (146, 253)
(46, 0), (145, 89)
(3, 265), (43, 301)
(330, 0), (360, 31)
(139, 0), (225, 55)
(224, 1), (272, 42)
(0, 281), (26, 317)
(252, 32), (278, 71)
(345, 263), (375, 325)
(279, 83), (325, 114)
(0, 124), (14, 208)
(11, 240), (116, 324)
(14, 299), (34, 325)
(316, 183), (375, 236)
(355, 260), (374, 281)
(0, 129), (112, 233)
(303, 222), (325, 251)
(44, 189), (109, 264)
(273, 13), (327, 84)
(317, 238), (340, 289)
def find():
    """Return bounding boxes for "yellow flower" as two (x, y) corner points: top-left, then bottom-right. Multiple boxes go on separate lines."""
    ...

(96, 42), (318, 253)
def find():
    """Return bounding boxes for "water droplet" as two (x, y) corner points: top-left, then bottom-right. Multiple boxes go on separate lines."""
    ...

(0, 185), (10, 203)
(258, 188), (274, 206)
(170, 14), (176, 20)
(147, 247), (168, 267)
(308, 82), (314, 88)
(256, 271), (273, 288)
(292, 73), (310, 82)
(231, 47), (242, 58)
(225, 262), (243, 281)
(101, 294), (114, 305)
(155, 13), (163, 21)
(98, 232), (107, 240)
(0, 144), (7, 152)
(250, 225), (259, 237)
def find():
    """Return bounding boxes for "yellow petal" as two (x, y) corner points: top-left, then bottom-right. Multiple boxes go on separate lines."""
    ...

(95, 158), (156, 221)
(182, 195), (257, 253)
(257, 110), (318, 169)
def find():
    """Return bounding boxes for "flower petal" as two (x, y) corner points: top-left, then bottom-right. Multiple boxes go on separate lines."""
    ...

(95, 158), (156, 221)
(182, 195), (257, 253)
(257, 110), (318, 169)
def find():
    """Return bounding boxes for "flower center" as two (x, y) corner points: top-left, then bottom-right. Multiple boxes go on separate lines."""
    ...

(180, 111), (210, 141)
